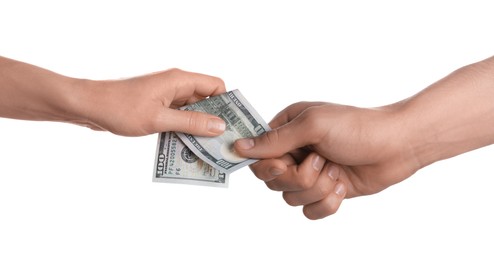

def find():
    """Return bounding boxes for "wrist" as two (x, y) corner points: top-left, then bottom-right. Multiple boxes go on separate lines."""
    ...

(374, 102), (425, 174)
(63, 78), (103, 127)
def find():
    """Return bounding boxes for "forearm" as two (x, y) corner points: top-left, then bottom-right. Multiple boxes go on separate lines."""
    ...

(0, 56), (84, 122)
(399, 56), (494, 169)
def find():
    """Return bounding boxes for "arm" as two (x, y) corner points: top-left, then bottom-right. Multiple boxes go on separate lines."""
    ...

(400, 57), (494, 168)
(0, 56), (226, 136)
(234, 55), (494, 220)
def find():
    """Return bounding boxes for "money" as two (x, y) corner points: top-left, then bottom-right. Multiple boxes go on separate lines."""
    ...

(175, 89), (270, 174)
(153, 89), (269, 187)
(153, 132), (228, 187)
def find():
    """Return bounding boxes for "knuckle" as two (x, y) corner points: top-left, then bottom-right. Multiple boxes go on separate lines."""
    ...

(322, 197), (341, 217)
(324, 203), (338, 216)
(248, 163), (267, 177)
(315, 183), (332, 199)
(249, 161), (279, 182)
(265, 181), (281, 191)
(248, 164), (263, 178)
(166, 68), (183, 75)
(163, 68), (184, 83)
(186, 112), (204, 132)
(302, 196), (341, 220)
(299, 107), (324, 130)
(303, 207), (321, 220)
(287, 101), (308, 111)
(282, 192), (299, 206)
(295, 174), (316, 190)
(263, 130), (280, 146)
(254, 171), (272, 182)
(212, 76), (225, 88)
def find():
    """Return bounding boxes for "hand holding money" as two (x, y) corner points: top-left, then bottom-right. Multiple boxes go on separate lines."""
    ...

(153, 89), (270, 187)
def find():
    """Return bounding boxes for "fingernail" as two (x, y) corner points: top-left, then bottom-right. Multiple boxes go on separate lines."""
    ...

(270, 167), (284, 176)
(312, 155), (325, 171)
(208, 118), (226, 134)
(327, 164), (339, 181)
(236, 138), (255, 150)
(334, 183), (346, 196)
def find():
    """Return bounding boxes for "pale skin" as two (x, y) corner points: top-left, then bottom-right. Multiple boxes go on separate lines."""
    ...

(234, 56), (494, 220)
(4, 55), (494, 220)
(0, 56), (226, 136)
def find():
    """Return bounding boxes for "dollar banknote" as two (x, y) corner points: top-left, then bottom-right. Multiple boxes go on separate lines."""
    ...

(175, 89), (270, 174)
(153, 132), (228, 187)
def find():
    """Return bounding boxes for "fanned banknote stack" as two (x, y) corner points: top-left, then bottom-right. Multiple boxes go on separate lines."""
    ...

(153, 89), (270, 187)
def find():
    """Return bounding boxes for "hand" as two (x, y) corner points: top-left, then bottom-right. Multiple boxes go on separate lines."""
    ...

(76, 68), (226, 137)
(234, 102), (418, 220)
(235, 57), (494, 220)
(0, 56), (226, 137)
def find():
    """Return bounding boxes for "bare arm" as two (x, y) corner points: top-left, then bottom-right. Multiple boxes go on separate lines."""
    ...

(400, 56), (494, 169)
(0, 56), (226, 136)
(0, 56), (79, 122)
(234, 56), (494, 219)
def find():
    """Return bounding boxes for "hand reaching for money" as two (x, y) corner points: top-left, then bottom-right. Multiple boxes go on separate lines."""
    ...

(234, 102), (419, 219)
(234, 56), (494, 219)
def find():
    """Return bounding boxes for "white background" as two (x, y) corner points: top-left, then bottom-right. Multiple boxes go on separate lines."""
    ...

(1, 1), (494, 259)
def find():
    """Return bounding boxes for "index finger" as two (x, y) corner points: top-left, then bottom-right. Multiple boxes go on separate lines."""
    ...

(269, 101), (327, 128)
(172, 69), (226, 99)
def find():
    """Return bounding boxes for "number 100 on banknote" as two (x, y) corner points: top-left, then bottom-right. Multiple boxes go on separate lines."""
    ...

(153, 89), (270, 187)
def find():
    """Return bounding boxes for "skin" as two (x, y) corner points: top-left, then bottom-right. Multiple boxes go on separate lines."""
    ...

(3, 55), (493, 220)
(0, 56), (226, 137)
(234, 55), (494, 220)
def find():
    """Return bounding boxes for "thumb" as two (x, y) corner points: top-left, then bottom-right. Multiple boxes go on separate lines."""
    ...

(234, 120), (313, 159)
(161, 109), (226, 136)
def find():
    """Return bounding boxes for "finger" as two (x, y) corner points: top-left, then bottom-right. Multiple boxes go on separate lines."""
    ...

(172, 69), (226, 99)
(286, 148), (312, 164)
(158, 109), (226, 136)
(265, 152), (325, 192)
(302, 181), (347, 220)
(283, 163), (340, 206)
(234, 113), (323, 159)
(248, 159), (287, 182)
(234, 102), (326, 159)
(269, 101), (327, 128)
(249, 149), (308, 182)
